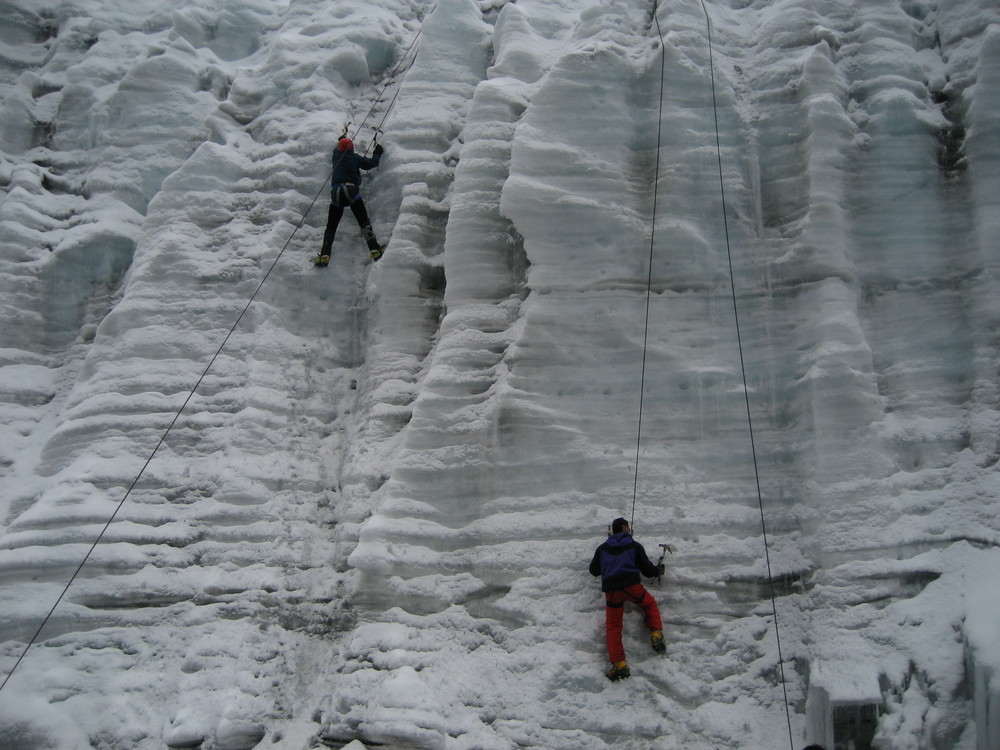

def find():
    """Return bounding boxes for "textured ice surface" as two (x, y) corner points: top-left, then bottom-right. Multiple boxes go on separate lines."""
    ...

(1, 0), (999, 748)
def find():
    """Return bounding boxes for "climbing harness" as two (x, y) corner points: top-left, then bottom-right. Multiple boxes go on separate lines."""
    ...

(332, 183), (362, 207)
(0, 4), (436, 697)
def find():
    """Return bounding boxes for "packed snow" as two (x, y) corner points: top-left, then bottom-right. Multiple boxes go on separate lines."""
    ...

(1, 0), (999, 748)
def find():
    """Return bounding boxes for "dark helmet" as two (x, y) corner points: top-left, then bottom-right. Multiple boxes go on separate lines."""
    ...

(611, 517), (629, 534)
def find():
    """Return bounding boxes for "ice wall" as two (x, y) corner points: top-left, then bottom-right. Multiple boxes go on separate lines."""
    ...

(336, 0), (795, 746)
(1, 1), (427, 747)
(719, 0), (1000, 747)
(341, 0), (1000, 746)
(1, 0), (1000, 748)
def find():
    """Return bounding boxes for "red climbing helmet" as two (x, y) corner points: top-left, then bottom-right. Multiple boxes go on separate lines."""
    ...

(338, 137), (354, 151)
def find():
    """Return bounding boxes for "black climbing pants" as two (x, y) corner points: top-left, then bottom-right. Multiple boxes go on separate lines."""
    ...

(321, 183), (379, 254)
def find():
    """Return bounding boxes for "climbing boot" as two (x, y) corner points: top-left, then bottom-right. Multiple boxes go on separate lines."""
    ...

(606, 661), (630, 682)
(651, 630), (665, 654)
(370, 245), (386, 261)
(314, 254), (330, 267)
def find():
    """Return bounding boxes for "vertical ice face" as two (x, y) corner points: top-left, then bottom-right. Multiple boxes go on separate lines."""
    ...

(336, 0), (795, 746)
(1, 0), (1000, 748)
(0, 1), (421, 747)
(720, 1), (1000, 748)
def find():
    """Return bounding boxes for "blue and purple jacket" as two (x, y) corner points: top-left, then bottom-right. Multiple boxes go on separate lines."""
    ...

(589, 532), (659, 592)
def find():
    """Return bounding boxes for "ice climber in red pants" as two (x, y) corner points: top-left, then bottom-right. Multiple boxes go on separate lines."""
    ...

(589, 517), (666, 681)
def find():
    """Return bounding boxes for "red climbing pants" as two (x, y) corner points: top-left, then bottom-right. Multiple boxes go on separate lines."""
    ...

(604, 583), (663, 664)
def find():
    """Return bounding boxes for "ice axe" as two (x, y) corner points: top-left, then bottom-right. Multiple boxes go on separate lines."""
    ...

(655, 543), (672, 585)
(368, 127), (384, 158)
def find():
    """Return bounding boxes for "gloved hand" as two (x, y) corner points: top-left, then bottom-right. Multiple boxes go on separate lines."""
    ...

(373, 143), (384, 156)
(657, 563), (665, 576)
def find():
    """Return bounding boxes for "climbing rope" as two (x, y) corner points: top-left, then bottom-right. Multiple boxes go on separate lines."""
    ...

(0, 6), (435, 696)
(351, 7), (433, 156)
(696, 1), (795, 746)
(629, 4), (668, 530)
(631, 1), (794, 746)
